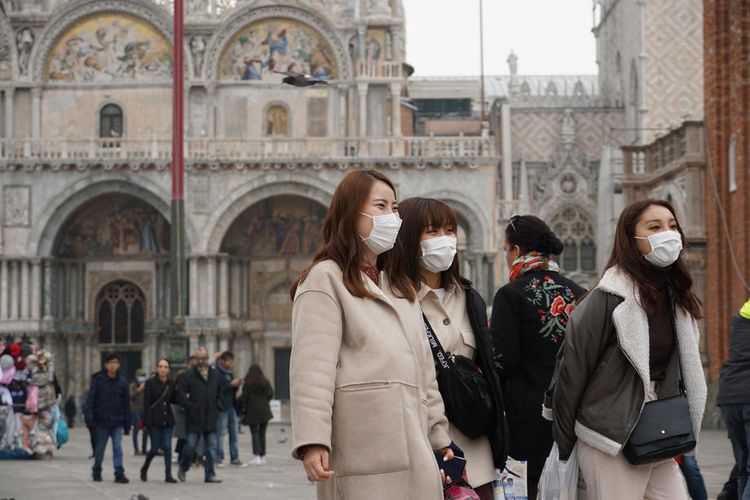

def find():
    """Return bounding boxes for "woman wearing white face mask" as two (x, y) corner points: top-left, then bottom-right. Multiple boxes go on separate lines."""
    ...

(384, 198), (509, 500)
(290, 172), (454, 500)
(545, 200), (706, 500)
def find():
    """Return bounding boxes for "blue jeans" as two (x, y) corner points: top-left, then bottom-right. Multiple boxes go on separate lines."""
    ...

(723, 404), (750, 500)
(180, 431), (218, 480)
(93, 426), (124, 476)
(131, 411), (148, 453)
(147, 426), (174, 476)
(679, 454), (708, 500)
(216, 408), (239, 463)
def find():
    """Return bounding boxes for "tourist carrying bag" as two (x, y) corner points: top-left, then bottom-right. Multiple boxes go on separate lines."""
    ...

(422, 314), (493, 439)
(622, 386), (695, 465)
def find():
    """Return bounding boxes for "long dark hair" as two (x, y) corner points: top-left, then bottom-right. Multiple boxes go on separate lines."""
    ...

(505, 215), (564, 255)
(289, 170), (397, 300)
(243, 364), (269, 390)
(605, 199), (702, 318)
(383, 198), (464, 302)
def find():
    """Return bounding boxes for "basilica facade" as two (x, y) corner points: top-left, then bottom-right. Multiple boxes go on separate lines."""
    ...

(0, 0), (499, 411)
(0, 0), (714, 419)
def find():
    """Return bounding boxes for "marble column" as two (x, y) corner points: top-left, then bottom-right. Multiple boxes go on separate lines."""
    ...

(218, 256), (229, 318)
(30, 260), (41, 320)
(357, 82), (368, 137)
(42, 259), (53, 320)
(207, 83), (217, 138)
(9, 261), (18, 319)
(84, 337), (92, 386)
(390, 82), (402, 137)
(0, 259), (7, 320)
(4, 87), (14, 138)
(31, 87), (41, 138)
(218, 333), (229, 355)
(189, 257), (199, 316)
(65, 336), (76, 397)
(338, 84), (348, 138)
(188, 333), (199, 355)
(206, 256), (216, 317)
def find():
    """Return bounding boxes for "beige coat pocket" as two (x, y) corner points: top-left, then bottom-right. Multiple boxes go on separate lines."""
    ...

(331, 382), (410, 476)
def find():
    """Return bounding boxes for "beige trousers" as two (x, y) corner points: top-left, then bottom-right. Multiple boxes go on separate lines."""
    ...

(575, 382), (688, 500)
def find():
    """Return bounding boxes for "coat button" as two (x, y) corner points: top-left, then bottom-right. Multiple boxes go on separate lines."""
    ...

(443, 318), (451, 326)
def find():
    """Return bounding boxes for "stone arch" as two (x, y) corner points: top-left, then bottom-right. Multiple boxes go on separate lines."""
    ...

(96, 99), (126, 138)
(421, 190), (492, 251)
(30, 176), (196, 256)
(29, 0), (192, 83)
(204, 173), (336, 253)
(203, 3), (353, 82)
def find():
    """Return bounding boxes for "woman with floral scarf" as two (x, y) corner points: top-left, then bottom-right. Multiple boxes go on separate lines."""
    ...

(490, 215), (585, 499)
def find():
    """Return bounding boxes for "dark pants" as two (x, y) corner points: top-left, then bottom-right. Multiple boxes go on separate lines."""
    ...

(723, 404), (750, 500)
(250, 422), (268, 456)
(131, 411), (148, 453)
(678, 454), (708, 500)
(180, 431), (218, 480)
(146, 426), (174, 476)
(92, 426), (124, 476)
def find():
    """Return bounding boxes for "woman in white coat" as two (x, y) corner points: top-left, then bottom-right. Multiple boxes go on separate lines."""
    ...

(289, 170), (453, 500)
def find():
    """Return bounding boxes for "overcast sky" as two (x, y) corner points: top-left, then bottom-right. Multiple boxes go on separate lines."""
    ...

(403, 0), (599, 77)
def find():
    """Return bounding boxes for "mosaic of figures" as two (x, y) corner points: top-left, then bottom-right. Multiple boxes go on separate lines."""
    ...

(45, 14), (172, 82)
(55, 194), (170, 258)
(221, 196), (326, 256)
(219, 18), (337, 80)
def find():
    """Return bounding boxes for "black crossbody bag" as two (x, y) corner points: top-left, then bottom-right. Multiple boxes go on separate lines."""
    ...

(622, 381), (695, 465)
(623, 308), (696, 465)
(422, 313), (493, 439)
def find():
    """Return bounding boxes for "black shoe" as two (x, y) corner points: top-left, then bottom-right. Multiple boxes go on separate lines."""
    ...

(114, 474), (129, 484)
(165, 475), (177, 483)
(140, 465), (147, 482)
(92, 472), (102, 482)
(177, 468), (186, 482)
(204, 477), (222, 483)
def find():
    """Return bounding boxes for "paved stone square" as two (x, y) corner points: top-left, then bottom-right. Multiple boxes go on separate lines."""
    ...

(0, 425), (735, 499)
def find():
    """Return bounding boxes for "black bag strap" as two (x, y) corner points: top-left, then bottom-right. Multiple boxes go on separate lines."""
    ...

(422, 313), (451, 374)
(149, 381), (171, 410)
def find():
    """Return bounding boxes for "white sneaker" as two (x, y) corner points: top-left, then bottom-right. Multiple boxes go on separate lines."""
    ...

(216, 461), (225, 468)
(260, 457), (267, 464)
(248, 456), (263, 465)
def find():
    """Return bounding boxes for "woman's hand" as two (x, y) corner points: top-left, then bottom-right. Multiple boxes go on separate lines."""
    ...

(437, 446), (455, 484)
(301, 445), (334, 482)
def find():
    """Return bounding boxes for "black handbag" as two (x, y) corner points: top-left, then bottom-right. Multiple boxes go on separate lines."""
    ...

(622, 383), (696, 465)
(422, 313), (493, 439)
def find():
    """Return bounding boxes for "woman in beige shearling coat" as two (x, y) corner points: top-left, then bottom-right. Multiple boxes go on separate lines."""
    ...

(289, 170), (453, 500)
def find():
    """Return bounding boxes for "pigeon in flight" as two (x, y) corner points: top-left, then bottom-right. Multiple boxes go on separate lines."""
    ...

(274, 70), (328, 87)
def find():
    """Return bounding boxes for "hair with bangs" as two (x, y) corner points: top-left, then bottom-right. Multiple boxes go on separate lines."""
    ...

(290, 169), (397, 300)
(383, 197), (464, 302)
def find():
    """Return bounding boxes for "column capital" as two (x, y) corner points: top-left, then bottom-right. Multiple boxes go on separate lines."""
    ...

(357, 82), (369, 94)
(31, 86), (41, 98)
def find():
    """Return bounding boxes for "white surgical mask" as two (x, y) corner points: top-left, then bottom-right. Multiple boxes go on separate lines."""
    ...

(137, 376), (147, 383)
(635, 230), (683, 268)
(420, 236), (458, 273)
(360, 213), (402, 255)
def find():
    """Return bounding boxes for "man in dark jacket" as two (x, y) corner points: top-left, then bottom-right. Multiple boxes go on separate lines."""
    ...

(177, 347), (223, 483)
(85, 353), (130, 483)
(718, 298), (750, 500)
(215, 351), (244, 467)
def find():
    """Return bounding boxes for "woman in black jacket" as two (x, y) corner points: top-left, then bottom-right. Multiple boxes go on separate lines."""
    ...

(140, 358), (178, 483)
(239, 364), (274, 465)
(384, 197), (508, 500)
(490, 215), (585, 499)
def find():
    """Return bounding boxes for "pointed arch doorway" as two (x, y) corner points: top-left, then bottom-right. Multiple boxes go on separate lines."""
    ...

(95, 280), (145, 380)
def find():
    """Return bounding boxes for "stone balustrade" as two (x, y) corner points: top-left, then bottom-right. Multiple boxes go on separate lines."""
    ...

(0, 135), (495, 169)
(621, 121), (705, 177)
(355, 61), (403, 81)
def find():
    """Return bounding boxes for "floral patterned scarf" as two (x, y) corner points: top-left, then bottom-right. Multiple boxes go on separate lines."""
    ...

(509, 251), (560, 282)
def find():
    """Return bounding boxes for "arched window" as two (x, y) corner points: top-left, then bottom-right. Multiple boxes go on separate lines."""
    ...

(550, 206), (597, 272)
(96, 281), (145, 345)
(100, 103), (123, 138)
(265, 104), (289, 136)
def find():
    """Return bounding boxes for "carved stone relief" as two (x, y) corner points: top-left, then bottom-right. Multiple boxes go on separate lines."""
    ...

(3, 185), (31, 227)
